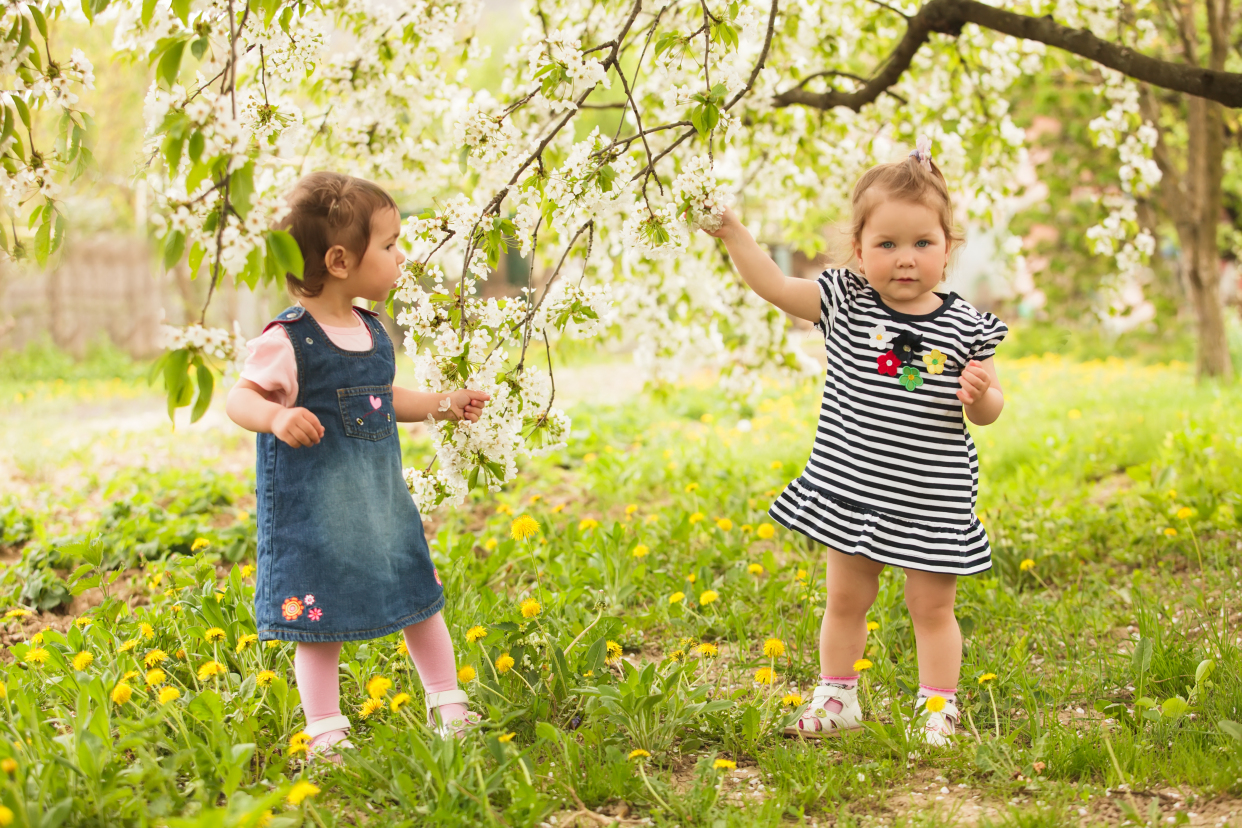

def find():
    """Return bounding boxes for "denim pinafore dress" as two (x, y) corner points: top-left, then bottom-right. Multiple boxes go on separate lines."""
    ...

(254, 306), (444, 642)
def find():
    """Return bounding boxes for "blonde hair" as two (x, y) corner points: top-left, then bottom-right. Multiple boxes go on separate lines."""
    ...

(847, 153), (963, 264)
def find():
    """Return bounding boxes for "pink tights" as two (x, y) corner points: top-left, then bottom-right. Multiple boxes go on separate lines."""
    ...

(295, 612), (467, 749)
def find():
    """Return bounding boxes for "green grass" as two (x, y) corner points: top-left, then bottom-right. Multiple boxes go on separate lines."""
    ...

(0, 347), (1239, 827)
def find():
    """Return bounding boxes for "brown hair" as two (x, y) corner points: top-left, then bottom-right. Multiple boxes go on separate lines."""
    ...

(847, 153), (963, 264)
(275, 172), (399, 298)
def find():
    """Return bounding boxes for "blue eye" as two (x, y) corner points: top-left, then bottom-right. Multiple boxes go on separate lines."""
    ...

(880, 241), (895, 249)
(916, 240), (930, 248)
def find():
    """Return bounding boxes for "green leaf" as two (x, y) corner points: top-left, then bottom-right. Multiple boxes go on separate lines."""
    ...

(534, 721), (560, 744)
(27, 6), (47, 42)
(266, 229), (303, 278)
(187, 241), (206, 277)
(162, 230), (185, 270)
(162, 348), (191, 423)
(12, 96), (31, 133)
(1218, 720), (1242, 742)
(1160, 696), (1189, 720)
(156, 39), (187, 89)
(1130, 637), (1152, 676)
(190, 360), (213, 423)
(171, 0), (190, 24)
(190, 36), (209, 61)
(141, 0), (158, 26)
(229, 161), (255, 218)
(34, 217), (50, 267)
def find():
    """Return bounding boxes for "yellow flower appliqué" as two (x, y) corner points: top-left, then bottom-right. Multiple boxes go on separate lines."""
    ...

(924, 349), (947, 375)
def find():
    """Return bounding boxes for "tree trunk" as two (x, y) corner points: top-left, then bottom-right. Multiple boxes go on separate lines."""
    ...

(1184, 91), (1233, 378)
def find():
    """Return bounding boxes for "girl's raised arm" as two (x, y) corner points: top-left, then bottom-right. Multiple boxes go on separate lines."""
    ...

(704, 208), (821, 323)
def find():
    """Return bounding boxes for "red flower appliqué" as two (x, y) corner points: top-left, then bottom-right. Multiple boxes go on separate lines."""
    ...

(281, 596), (304, 621)
(877, 350), (901, 377)
(308, 608), (323, 621)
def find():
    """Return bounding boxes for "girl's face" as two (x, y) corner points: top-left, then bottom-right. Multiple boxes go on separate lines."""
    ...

(853, 198), (950, 307)
(350, 207), (405, 302)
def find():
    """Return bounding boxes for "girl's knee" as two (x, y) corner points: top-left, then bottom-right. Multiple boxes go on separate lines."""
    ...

(904, 589), (956, 624)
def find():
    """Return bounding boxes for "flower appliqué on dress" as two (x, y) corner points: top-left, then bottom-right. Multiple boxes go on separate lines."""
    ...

(433, 567), (442, 586)
(924, 349), (947, 375)
(281, 596), (304, 621)
(889, 330), (924, 365)
(867, 325), (893, 350)
(899, 366), (924, 391)
(308, 608), (323, 621)
(877, 351), (901, 377)
(304, 594), (315, 606)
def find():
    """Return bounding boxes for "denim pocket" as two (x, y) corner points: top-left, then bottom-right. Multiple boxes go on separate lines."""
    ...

(338, 385), (396, 441)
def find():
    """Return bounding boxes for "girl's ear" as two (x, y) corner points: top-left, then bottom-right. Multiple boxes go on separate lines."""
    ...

(324, 245), (351, 280)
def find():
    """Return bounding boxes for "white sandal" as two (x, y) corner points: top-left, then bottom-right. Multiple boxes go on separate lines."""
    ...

(426, 689), (482, 738)
(304, 714), (353, 764)
(783, 684), (864, 739)
(917, 697), (958, 747)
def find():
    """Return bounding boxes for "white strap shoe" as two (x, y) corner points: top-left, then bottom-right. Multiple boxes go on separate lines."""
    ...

(783, 684), (864, 739)
(426, 689), (481, 737)
(304, 714), (353, 764)
(918, 698), (959, 747)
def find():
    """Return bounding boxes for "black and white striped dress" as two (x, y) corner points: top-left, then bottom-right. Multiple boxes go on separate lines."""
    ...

(769, 268), (1008, 575)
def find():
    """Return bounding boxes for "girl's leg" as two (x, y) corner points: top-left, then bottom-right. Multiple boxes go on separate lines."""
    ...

(820, 550), (885, 679)
(402, 612), (468, 724)
(903, 569), (962, 692)
(294, 641), (348, 750)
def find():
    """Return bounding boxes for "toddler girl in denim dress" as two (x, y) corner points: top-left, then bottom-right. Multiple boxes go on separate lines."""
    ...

(226, 172), (491, 760)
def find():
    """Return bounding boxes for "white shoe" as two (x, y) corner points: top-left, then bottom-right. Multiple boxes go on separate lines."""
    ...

(917, 697), (958, 747)
(304, 714), (353, 765)
(426, 689), (481, 738)
(783, 684), (863, 739)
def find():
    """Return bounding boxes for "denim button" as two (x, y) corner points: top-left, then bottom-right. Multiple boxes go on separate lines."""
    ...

(305, 337), (313, 344)
(356, 418), (363, 425)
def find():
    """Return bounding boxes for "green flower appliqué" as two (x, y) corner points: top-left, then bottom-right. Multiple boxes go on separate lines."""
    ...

(898, 365), (923, 391)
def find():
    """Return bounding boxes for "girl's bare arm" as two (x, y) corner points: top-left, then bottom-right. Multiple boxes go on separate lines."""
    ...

(226, 379), (324, 447)
(704, 208), (821, 323)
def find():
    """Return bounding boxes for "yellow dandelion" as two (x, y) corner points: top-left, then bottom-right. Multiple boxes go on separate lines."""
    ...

(715, 518), (733, 531)
(1019, 559), (1035, 572)
(625, 504), (638, 516)
(176, 648), (188, 658)
(510, 515), (541, 541)
(0, 806), (12, 826)
(579, 518), (600, 532)
(667, 650), (685, 663)
(689, 512), (705, 524)
(606, 641), (623, 665)
(191, 538), (210, 552)
(0, 758), (14, 774)
(204, 627), (226, 642)
(3, 609), (30, 620)
(685, 482), (700, 493)
(117, 639), (138, 653)
(158, 687), (181, 705)
(29, 631), (44, 645)
(645, 514), (660, 523)
(496, 503), (513, 516)
(552, 503), (566, 513)
(924, 695), (946, 713)
(795, 568), (808, 582)
(197, 661), (226, 681)
(366, 676), (393, 699)
(23, 648), (48, 666)
(235, 634), (258, 653)
(669, 591), (685, 604)
(632, 544), (650, 558)
(140, 623), (155, 639)
(496, 653), (515, 673)
(144, 649), (168, 667)
(390, 692), (411, 712)
(72, 651), (94, 671)
(497, 732), (516, 743)
(756, 524), (775, 540)
(781, 693), (803, 707)
(484, 538), (498, 551)
(867, 621), (880, 632)
(747, 563), (764, 575)
(75, 616), (92, 628)
(978, 673), (997, 684)
(529, 493), (543, 504)
(686, 572), (697, 583)
(628, 748), (651, 760)
(713, 759), (736, 770)
(754, 667), (776, 685)
(111, 683), (133, 705)
(762, 638), (785, 659)
(145, 668), (166, 686)
(853, 659), (873, 672)
(520, 598), (542, 619)
(287, 780), (320, 806)
(466, 625), (488, 643)
(288, 731), (311, 755)
(1067, 408), (1082, 420)
(121, 670), (139, 682)
(395, 640), (409, 656)
(237, 510), (250, 522)
(699, 590), (719, 606)
(696, 643), (719, 658)
(1176, 506), (1195, 520)
(256, 670), (277, 687)
(457, 665), (476, 683)
(360, 698), (385, 718)
(1164, 527), (1178, 536)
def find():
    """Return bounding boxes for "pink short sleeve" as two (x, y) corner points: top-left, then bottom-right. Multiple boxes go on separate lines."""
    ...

(240, 326), (298, 407)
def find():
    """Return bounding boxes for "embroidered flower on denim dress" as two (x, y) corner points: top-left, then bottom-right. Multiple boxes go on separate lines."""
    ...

(877, 351), (901, 377)
(308, 608), (323, 621)
(304, 594), (315, 606)
(281, 597), (304, 621)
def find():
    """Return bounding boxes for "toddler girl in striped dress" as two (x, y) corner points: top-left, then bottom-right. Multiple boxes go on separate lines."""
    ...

(704, 139), (1007, 744)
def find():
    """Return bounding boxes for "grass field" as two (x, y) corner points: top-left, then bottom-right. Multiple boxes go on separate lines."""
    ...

(0, 345), (1239, 827)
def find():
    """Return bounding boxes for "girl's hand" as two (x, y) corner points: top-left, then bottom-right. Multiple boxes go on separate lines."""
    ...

(272, 407), (324, 447)
(443, 389), (492, 422)
(956, 360), (992, 405)
(702, 207), (744, 242)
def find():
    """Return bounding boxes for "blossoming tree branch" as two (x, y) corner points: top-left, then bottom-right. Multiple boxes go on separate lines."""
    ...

(8, 0), (1239, 507)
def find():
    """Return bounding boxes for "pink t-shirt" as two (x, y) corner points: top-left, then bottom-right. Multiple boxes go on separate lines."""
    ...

(240, 309), (374, 407)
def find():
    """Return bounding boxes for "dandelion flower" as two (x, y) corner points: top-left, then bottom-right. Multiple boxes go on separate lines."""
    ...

(715, 518), (733, 531)
(699, 590), (719, 606)
(286, 780), (320, 805)
(713, 759), (736, 770)
(606, 641), (623, 665)
(628, 748), (651, 760)
(204, 627), (226, 642)
(145, 649), (168, 667)
(853, 659), (873, 672)
(366, 676), (393, 699)
(867, 622), (880, 632)
(466, 625), (488, 643)
(696, 643), (719, 658)
(360, 698), (385, 718)
(197, 660), (227, 680)
(117, 639), (138, 653)
(496, 653), (515, 673)
(667, 650), (685, 663)
(145, 669), (166, 686)
(756, 524), (775, 540)
(1164, 527), (1178, 536)
(23, 648), (48, 666)
(795, 568), (808, 582)
(782, 693), (803, 707)
(978, 673), (997, 684)
(158, 687), (181, 705)
(140, 623), (155, 639)
(256, 670), (277, 687)
(689, 512), (705, 524)
(669, 592), (685, 604)
(457, 666), (476, 683)
(645, 514), (660, 523)
(510, 515), (541, 541)
(111, 684), (133, 705)
(686, 573), (697, 583)
(72, 651), (93, 671)
(632, 544), (650, 558)
(578, 518), (600, 532)
(390, 692), (411, 712)
(122, 670), (139, 682)
(529, 494), (543, 504)
(754, 667), (776, 685)
(1067, 409), (1082, 420)
(484, 538), (498, 551)
(520, 598), (542, 619)
(685, 482), (699, 493)
(762, 638), (785, 659)
(497, 732), (516, 743)
(3, 609), (30, 619)
(240, 564), (255, 578)
(924, 695), (946, 713)
(769, 460), (783, 469)
(288, 732), (311, 755)
(1176, 506), (1196, 520)
(625, 504), (638, 516)
(191, 538), (210, 552)
(748, 563), (764, 575)
(0, 758), (14, 774)
(235, 634), (258, 653)
(75, 616), (92, 628)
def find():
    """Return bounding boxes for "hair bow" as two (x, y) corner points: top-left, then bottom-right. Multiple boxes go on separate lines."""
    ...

(909, 135), (933, 172)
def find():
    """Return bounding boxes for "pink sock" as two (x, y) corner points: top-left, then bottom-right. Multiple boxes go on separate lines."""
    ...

(403, 613), (467, 724)
(918, 684), (957, 705)
(295, 641), (348, 750)
(818, 674), (859, 714)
